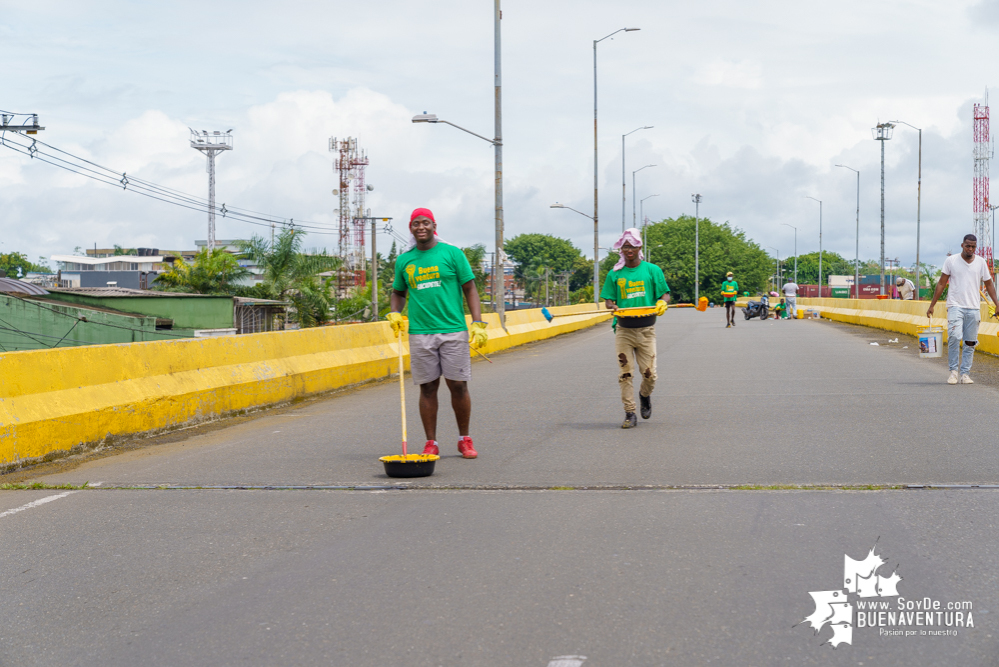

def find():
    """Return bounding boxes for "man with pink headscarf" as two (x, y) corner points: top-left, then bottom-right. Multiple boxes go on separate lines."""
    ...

(599, 228), (670, 429)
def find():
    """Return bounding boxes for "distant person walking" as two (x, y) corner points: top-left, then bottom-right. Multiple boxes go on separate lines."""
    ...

(926, 234), (999, 385)
(600, 228), (669, 429)
(721, 272), (739, 327)
(388, 208), (489, 458)
(781, 279), (799, 319)
(896, 276), (915, 300)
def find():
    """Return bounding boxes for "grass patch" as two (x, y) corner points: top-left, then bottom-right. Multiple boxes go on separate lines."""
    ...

(0, 481), (91, 491)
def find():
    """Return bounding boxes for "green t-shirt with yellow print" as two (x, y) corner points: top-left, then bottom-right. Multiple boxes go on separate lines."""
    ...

(600, 261), (669, 308)
(393, 241), (476, 334)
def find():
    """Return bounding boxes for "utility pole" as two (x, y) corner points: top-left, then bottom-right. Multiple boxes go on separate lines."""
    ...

(873, 122), (894, 295)
(371, 219), (378, 321)
(692, 194), (702, 302)
(806, 196), (822, 296)
(494, 0), (505, 327)
(189, 129), (233, 256)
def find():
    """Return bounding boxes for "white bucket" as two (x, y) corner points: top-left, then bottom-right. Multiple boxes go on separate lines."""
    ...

(917, 326), (943, 358)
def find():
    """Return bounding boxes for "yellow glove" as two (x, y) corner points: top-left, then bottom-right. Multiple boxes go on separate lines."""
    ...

(655, 299), (668, 316)
(386, 312), (408, 338)
(469, 321), (489, 349)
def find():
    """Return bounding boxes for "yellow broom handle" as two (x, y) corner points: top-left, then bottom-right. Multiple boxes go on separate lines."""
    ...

(399, 336), (407, 456)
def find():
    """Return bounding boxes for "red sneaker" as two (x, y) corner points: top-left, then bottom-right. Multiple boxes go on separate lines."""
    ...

(422, 441), (439, 456)
(458, 436), (478, 459)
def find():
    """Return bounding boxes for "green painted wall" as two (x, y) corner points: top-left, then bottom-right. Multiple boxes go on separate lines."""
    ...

(43, 293), (234, 329)
(0, 295), (186, 352)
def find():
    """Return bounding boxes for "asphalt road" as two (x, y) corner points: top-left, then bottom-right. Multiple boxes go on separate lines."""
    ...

(4, 309), (999, 666)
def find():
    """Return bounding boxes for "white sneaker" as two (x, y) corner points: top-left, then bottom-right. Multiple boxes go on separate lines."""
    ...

(948, 371), (959, 385)
(961, 374), (974, 384)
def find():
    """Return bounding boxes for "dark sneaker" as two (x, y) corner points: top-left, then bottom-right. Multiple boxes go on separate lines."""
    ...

(726, 323), (731, 328)
(621, 412), (638, 429)
(640, 394), (652, 420)
(458, 436), (478, 459)
(422, 441), (439, 456)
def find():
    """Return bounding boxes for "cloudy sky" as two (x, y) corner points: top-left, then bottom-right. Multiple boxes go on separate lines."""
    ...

(3, 0), (999, 275)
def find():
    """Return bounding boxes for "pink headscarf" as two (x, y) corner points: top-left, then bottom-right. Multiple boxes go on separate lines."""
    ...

(612, 228), (644, 271)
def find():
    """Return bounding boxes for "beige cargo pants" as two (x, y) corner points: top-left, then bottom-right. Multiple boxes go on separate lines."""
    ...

(615, 325), (657, 413)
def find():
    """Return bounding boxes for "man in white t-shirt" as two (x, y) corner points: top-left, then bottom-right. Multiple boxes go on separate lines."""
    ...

(781, 281), (798, 319)
(896, 276), (915, 300)
(926, 234), (999, 384)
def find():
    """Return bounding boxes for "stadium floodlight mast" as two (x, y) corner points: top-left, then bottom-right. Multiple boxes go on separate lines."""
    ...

(622, 126), (653, 231)
(412, 110), (505, 326)
(888, 120), (922, 299)
(805, 196), (822, 296)
(692, 194), (702, 302)
(189, 129), (233, 256)
(782, 223), (798, 284)
(593, 27), (641, 306)
(633, 164), (656, 228)
(872, 122), (895, 296)
(835, 164), (861, 299)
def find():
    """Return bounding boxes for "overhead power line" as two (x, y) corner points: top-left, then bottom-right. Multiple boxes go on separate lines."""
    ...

(0, 130), (344, 237)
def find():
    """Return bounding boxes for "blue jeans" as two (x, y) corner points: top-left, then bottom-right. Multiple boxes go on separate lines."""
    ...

(947, 307), (981, 374)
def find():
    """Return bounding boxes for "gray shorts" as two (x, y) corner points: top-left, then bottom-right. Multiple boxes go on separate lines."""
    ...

(410, 331), (471, 385)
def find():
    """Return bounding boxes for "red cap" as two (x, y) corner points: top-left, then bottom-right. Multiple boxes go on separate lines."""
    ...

(410, 208), (435, 225)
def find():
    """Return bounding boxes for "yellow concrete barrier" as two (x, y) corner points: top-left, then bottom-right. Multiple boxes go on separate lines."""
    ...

(798, 297), (999, 355)
(0, 304), (611, 468)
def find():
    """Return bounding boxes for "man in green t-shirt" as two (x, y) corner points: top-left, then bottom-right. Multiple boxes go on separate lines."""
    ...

(600, 228), (670, 429)
(721, 272), (739, 327)
(388, 208), (488, 459)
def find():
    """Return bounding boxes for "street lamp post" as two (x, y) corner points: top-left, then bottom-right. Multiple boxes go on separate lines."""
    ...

(767, 246), (779, 293)
(594, 27), (640, 306)
(550, 203), (596, 298)
(873, 122), (895, 296)
(835, 164), (860, 299)
(692, 194), (702, 302)
(805, 196), (822, 297)
(412, 113), (502, 319)
(782, 223), (797, 284)
(889, 121), (922, 299)
(641, 194), (659, 249)
(632, 164), (656, 228)
(622, 126), (652, 232)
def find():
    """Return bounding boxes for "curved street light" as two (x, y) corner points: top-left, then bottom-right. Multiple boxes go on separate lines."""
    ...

(835, 164), (860, 298)
(888, 120), (922, 298)
(640, 194), (659, 248)
(782, 222), (798, 284)
(622, 126), (653, 231)
(632, 164), (656, 228)
(805, 196), (822, 296)
(593, 27), (640, 305)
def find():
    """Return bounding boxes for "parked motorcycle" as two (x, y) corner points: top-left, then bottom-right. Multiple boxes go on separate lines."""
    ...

(742, 294), (769, 320)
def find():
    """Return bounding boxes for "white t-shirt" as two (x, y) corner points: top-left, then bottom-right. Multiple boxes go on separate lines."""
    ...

(782, 282), (798, 297)
(942, 253), (991, 309)
(897, 279), (915, 300)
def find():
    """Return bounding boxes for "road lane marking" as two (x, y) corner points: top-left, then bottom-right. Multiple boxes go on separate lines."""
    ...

(0, 491), (76, 519)
(548, 656), (586, 667)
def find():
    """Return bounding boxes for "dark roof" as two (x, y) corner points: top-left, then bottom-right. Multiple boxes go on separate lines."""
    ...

(47, 287), (225, 298)
(0, 278), (49, 296)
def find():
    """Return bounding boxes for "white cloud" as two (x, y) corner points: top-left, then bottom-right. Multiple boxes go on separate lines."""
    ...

(694, 60), (763, 89)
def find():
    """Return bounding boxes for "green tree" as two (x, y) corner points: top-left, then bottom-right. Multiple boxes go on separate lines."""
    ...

(461, 244), (488, 296)
(0, 252), (51, 278)
(113, 244), (136, 256)
(237, 229), (342, 327)
(504, 233), (585, 289)
(153, 248), (250, 295)
(606, 216), (771, 303)
(790, 251), (853, 286)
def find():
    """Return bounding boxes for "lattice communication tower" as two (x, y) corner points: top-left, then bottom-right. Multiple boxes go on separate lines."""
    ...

(330, 137), (369, 293)
(974, 95), (992, 268)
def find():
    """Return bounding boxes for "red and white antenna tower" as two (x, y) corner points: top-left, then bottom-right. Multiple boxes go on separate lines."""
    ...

(973, 92), (991, 268)
(330, 137), (369, 293)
